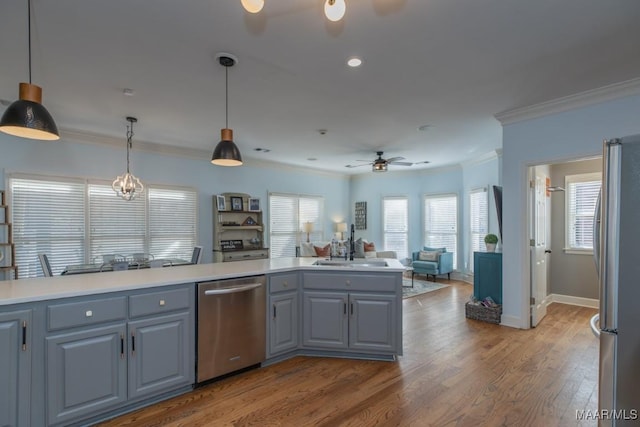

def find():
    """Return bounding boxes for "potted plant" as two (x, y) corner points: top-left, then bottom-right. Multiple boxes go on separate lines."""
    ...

(484, 233), (499, 252)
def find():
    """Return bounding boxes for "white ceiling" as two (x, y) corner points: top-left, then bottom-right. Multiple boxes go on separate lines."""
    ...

(2, 0), (640, 174)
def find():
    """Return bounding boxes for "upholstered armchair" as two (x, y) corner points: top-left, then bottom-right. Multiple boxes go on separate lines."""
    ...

(411, 247), (454, 282)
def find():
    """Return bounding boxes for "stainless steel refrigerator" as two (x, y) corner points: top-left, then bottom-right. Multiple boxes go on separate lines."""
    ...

(592, 134), (640, 425)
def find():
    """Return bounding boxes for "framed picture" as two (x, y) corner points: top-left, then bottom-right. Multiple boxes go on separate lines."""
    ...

(355, 201), (367, 230)
(248, 197), (260, 212)
(216, 195), (226, 211)
(230, 196), (243, 211)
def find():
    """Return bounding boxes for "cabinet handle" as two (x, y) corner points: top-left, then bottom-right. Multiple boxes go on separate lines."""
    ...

(21, 321), (27, 351)
(350, 302), (354, 316)
(344, 302), (347, 315)
(120, 334), (124, 359)
(131, 331), (136, 356)
(273, 304), (277, 318)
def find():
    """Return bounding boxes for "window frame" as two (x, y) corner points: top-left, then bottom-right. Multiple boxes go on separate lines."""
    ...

(382, 196), (408, 260)
(564, 172), (601, 255)
(423, 193), (458, 269)
(268, 192), (324, 258)
(469, 187), (488, 272)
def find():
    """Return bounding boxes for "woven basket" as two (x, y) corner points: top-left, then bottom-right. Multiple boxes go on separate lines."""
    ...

(465, 302), (502, 324)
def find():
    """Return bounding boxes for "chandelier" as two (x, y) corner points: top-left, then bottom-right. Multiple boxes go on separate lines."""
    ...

(112, 117), (144, 201)
(241, 0), (347, 22)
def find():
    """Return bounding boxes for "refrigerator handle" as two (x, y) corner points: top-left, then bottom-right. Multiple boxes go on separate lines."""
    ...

(593, 190), (601, 276)
(600, 139), (621, 332)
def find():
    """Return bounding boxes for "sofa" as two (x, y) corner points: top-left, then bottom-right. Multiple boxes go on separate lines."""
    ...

(298, 239), (396, 260)
(411, 247), (453, 282)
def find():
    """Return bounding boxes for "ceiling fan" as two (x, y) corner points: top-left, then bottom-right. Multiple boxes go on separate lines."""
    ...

(346, 151), (427, 172)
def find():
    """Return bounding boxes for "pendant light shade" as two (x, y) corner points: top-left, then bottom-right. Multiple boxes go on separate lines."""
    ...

(324, 0), (346, 22)
(241, 0), (264, 13)
(212, 54), (243, 167)
(0, 0), (59, 141)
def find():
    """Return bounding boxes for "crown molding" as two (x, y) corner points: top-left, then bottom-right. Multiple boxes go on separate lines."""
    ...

(60, 128), (211, 160)
(495, 77), (640, 125)
(460, 149), (501, 168)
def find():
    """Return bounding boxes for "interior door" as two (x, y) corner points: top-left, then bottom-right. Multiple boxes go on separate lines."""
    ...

(530, 167), (550, 327)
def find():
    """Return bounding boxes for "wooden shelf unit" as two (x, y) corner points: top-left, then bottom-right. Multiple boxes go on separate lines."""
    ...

(0, 191), (18, 279)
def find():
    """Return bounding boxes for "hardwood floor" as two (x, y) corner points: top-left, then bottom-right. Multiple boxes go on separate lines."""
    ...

(98, 280), (599, 427)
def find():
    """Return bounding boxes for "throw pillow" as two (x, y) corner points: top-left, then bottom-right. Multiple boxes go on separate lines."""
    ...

(314, 244), (331, 257)
(363, 241), (376, 252)
(299, 242), (316, 257)
(354, 238), (365, 258)
(418, 250), (440, 261)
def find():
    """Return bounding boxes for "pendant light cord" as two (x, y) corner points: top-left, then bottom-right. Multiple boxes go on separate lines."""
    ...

(27, 0), (32, 84)
(225, 65), (229, 128)
(126, 120), (134, 173)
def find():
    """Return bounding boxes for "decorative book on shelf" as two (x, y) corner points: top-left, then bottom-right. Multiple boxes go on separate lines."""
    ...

(0, 190), (18, 280)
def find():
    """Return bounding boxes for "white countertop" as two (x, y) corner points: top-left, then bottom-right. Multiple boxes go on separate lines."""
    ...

(0, 257), (405, 306)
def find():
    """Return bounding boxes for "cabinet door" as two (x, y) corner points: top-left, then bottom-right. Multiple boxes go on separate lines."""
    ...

(0, 310), (31, 427)
(128, 311), (192, 401)
(302, 291), (348, 349)
(349, 293), (397, 352)
(46, 324), (127, 426)
(473, 252), (503, 304)
(269, 292), (299, 356)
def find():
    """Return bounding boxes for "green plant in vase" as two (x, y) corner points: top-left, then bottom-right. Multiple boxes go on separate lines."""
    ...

(484, 233), (499, 252)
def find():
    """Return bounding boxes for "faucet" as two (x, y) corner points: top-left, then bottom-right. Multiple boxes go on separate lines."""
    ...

(349, 224), (355, 261)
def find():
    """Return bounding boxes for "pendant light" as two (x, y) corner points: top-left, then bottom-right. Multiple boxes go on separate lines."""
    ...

(0, 0), (59, 141)
(112, 117), (144, 201)
(324, 0), (346, 22)
(211, 54), (243, 167)
(241, 0), (264, 13)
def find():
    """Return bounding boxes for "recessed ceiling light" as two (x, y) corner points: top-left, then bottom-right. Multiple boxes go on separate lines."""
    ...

(254, 147), (271, 153)
(123, 88), (135, 96)
(347, 57), (362, 68)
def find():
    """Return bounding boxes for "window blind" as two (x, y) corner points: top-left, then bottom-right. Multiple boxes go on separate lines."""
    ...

(566, 173), (601, 251)
(383, 197), (408, 260)
(469, 188), (488, 272)
(269, 193), (324, 258)
(423, 194), (458, 269)
(10, 177), (86, 277)
(148, 186), (197, 260)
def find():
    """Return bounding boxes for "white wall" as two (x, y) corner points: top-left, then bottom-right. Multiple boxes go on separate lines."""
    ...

(0, 133), (350, 263)
(501, 93), (640, 328)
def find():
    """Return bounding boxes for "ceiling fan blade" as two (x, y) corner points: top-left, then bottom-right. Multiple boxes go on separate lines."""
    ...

(385, 156), (405, 163)
(390, 161), (413, 166)
(345, 163), (372, 168)
(414, 160), (430, 165)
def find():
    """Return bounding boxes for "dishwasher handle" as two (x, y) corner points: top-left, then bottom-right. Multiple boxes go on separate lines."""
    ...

(203, 282), (262, 296)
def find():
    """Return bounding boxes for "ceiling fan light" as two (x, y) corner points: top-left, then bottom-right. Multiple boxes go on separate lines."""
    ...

(240, 0), (264, 13)
(372, 162), (387, 172)
(212, 128), (243, 166)
(324, 0), (346, 22)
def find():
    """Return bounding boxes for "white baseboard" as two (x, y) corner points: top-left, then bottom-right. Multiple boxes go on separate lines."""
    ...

(452, 271), (473, 284)
(550, 293), (599, 308)
(499, 314), (524, 329)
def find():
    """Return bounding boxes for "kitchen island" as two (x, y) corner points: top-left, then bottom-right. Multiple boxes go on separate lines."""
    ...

(0, 257), (404, 426)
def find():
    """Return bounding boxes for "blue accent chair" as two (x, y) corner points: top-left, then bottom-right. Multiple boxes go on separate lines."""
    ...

(411, 247), (454, 282)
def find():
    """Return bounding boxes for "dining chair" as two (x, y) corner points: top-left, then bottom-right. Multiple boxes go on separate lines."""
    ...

(111, 261), (129, 271)
(38, 253), (53, 277)
(191, 246), (203, 264)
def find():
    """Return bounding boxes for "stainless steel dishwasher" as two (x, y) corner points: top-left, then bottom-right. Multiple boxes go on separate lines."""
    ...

(196, 275), (266, 383)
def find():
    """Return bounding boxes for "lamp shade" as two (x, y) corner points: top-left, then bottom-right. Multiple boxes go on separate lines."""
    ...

(324, 0), (346, 22)
(303, 222), (314, 233)
(0, 83), (59, 140)
(211, 128), (243, 166)
(336, 222), (347, 233)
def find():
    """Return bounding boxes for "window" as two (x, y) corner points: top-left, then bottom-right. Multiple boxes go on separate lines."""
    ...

(383, 197), (408, 260)
(469, 188), (488, 272)
(269, 193), (324, 258)
(423, 194), (458, 269)
(9, 174), (197, 277)
(565, 172), (601, 253)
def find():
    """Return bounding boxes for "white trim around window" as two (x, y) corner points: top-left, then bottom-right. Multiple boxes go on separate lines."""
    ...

(564, 172), (601, 254)
(423, 193), (458, 269)
(382, 196), (408, 260)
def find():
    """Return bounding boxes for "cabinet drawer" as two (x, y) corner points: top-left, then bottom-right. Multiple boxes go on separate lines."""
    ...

(224, 250), (269, 262)
(129, 287), (191, 318)
(48, 297), (127, 331)
(303, 272), (398, 292)
(269, 272), (299, 293)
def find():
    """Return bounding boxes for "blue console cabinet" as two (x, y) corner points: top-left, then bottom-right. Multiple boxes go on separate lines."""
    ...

(473, 252), (502, 304)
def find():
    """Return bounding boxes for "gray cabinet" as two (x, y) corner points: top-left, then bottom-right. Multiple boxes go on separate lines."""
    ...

(301, 271), (401, 354)
(46, 324), (127, 425)
(268, 272), (299, 356)
(0, 309), (31, 427)
(45, 284), (194, 425)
